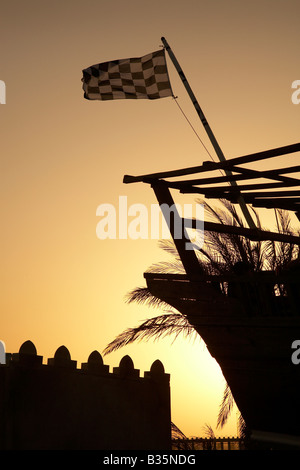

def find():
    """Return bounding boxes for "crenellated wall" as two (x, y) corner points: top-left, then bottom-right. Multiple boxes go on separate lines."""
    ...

(0, 341), (171, 450)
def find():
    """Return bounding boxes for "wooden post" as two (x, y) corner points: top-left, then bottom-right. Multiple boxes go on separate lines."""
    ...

(151, 181), (202, 280)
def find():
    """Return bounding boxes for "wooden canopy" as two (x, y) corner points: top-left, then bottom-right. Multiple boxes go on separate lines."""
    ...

(124, 142), (300, 217)
(124, 143), (300, 278)
(123, 142), (300, 311)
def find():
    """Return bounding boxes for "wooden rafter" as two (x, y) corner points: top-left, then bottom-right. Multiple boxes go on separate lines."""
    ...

(124, 142), (300, 214)
(123, 143), (300, 184)
(123, 142), (300, 252)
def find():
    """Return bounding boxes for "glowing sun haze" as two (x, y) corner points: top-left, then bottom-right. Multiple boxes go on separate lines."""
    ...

(1, 0), (299, 437)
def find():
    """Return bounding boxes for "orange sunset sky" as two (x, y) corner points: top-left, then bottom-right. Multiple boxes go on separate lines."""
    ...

(1, 0), (299, 438)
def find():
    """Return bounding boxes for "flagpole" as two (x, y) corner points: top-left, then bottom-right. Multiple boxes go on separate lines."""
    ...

(161, 36), (256, 229)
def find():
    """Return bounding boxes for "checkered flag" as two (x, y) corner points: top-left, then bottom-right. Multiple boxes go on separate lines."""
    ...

(82, 49), (173, 101)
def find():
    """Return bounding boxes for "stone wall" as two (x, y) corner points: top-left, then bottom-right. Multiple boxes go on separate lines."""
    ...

(0, 341), (171, 450)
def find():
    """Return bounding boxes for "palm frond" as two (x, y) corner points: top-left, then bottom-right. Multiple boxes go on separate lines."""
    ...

(263, 209), (299, 270)
(158, 239), (182, 259)
(195, 200), (300, 273)
(125, 286), (170, 310)
(215, 382), (247, 438)
(171, 422), (188, 439)
(146, 260), (185, 275)
(217, 383), (235, 429)
(202, 423), (215, 439)
(237, 414), (247, 439)
(197, 198), (233, 226)
(219, 198), (245, 227)
(103, 313), (198, 356)
(249, 205), (263, 230)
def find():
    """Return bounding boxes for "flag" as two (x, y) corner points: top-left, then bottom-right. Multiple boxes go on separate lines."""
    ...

(82, 49), (173, 101)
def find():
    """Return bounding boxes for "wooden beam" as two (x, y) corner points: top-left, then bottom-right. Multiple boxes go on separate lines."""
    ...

(214, 143), (300, 169)
(228, 165), (300, 183)
(123, 143), (300, 184)
(168, 173), (300, 189)
(168, 166), (300, 188)
(144, 271), (299, 282)
(242, 195), (300, 202)
(150, 182), (202, 280)
(184, 219), (300, 244)
(180, 180), (300, 195)
(203, 185), (300, 198)
(251, 200), (300, 211)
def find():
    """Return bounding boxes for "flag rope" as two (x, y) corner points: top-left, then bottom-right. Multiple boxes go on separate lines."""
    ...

(162, 37), (256, 229)
(172, 96), (227, 179)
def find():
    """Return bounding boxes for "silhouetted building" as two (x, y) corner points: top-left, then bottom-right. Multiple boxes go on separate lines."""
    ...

(0, 341), (171, 450)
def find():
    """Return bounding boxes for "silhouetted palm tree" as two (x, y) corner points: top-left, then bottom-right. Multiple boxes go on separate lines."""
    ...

(103, 199), (300, 433)
(202, 423), (215, 439)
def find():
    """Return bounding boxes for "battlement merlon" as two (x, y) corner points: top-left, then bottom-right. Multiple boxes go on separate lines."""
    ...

(0, 340), (171, 450)
(1, 340), (170, 382)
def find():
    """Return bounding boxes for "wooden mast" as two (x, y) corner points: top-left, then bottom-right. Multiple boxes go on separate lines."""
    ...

(161, 36), (256, 229)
